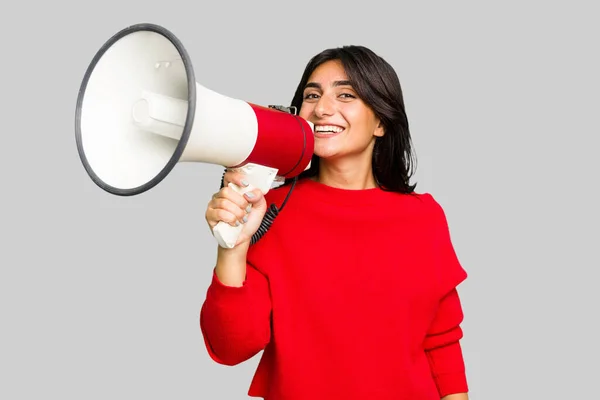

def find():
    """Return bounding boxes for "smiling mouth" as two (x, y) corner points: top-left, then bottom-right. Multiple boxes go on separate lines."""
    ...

(314, 125), (345, 137)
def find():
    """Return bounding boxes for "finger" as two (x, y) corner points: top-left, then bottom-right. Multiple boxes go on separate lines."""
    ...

(223, 170), (251, 191)
(209, 208), (242, 228)
(214, 186), (251, 210)
(214, 197), (248, 223)
(242, 189), (265, 207)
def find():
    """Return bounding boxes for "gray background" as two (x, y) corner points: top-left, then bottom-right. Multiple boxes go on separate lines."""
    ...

(2, 0), (598, 399)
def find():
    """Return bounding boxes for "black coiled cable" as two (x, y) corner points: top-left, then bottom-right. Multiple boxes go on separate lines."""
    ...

(219, 171), (297, 245)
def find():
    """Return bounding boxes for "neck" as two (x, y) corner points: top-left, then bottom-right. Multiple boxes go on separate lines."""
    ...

(315, 154), (378, 190)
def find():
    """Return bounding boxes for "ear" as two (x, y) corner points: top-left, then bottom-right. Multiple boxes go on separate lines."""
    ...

(374, 119), (385, 138)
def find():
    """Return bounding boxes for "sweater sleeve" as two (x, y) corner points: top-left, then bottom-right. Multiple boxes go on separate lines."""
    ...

(199, 262), (272, 366)
(423, 195), (469, 397)
(424, 289), (468, 397)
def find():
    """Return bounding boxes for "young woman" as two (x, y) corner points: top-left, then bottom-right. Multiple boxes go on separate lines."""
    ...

(201, 45), (469, 400)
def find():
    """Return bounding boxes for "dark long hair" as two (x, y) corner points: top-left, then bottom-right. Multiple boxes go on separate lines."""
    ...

(288, 45), (417, 194)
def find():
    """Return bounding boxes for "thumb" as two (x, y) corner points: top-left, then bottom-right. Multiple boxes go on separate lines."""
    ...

(237, 189), (269, 244)
(244, 189), (267, 214)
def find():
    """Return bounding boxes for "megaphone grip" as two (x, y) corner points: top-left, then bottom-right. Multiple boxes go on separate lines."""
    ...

(212, 163), (278, 248)
(213, 222), (245, 248)
(212, 182), (254, 249)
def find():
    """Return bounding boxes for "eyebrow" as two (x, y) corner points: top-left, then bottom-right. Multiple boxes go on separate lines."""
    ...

(304, 80), (353, 90)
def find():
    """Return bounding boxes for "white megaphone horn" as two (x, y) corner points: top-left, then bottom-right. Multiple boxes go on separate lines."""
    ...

(75, 23), (314, 249)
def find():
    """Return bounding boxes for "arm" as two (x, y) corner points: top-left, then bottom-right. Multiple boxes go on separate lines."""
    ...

(424, 195), (469, 398)
(201, 170), (273, 366)
(424, 288), (468, 398)
(200, 243), (272, 366)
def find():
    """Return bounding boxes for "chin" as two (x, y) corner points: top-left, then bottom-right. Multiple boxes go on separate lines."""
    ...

(314, 143), (337, 158)
(314, 148), (342, 160)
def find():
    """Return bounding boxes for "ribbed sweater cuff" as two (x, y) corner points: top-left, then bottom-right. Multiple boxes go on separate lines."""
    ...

(207, 268), (249, 302)
(435, 371), (468, 398)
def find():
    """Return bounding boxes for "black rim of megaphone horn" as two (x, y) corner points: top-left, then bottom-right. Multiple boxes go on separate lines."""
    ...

(74, 23), (196, 196)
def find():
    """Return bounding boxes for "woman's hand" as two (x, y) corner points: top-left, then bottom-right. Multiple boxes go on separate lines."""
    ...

(205, 169), (268, 248)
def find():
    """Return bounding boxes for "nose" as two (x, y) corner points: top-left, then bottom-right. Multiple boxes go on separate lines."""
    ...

(314, 95), (335, 118)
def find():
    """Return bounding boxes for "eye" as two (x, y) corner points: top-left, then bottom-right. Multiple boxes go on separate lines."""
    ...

(339, 93), (356, 100)
(303, 93), (320, 100)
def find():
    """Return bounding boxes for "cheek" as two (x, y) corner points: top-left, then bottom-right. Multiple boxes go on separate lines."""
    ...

(346, 108), (377, 131)
(341, 108), (364, 129)
(299, 104), (312, 120)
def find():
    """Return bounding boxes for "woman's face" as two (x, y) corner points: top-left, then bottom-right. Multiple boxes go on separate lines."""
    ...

(299, 59), (384, 161)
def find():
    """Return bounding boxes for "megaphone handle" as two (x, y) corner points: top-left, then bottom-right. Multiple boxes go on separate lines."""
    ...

(212, 163), (278, 248)
(212, 182), (255, 248)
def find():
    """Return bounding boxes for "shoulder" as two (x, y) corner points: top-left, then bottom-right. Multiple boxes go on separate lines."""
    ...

(262, 180), (298, 206)
(410, 192), (449, 221)
(386, 190), (445, 220)
(390, 191), (455, 238)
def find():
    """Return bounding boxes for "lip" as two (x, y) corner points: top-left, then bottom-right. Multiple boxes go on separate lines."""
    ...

(314, 123), (345, 129)
(314, 129), (344, 139)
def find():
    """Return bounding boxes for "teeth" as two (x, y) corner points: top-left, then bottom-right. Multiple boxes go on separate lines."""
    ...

(315, 125), (344, 133)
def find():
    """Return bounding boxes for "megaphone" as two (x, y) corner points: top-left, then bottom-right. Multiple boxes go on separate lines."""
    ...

(75, 23), (314, 249)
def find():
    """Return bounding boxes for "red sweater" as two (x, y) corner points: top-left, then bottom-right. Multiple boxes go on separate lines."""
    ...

(200, 178), (468, 399)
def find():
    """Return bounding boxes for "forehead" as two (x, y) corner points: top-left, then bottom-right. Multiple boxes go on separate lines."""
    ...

(307, 60), (349, 83)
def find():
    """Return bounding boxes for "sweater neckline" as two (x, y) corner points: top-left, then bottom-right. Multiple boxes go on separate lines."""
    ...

(293, 177), (402, 205)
